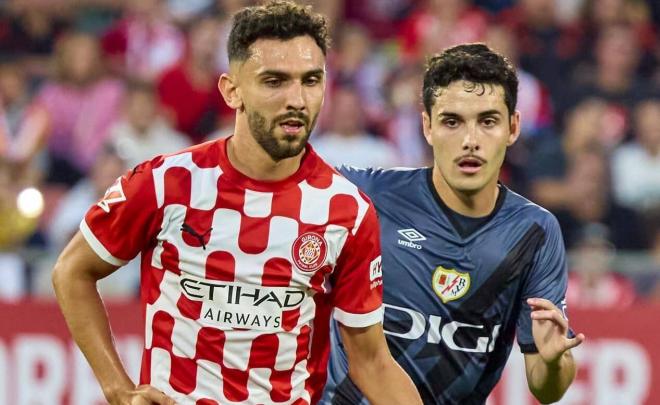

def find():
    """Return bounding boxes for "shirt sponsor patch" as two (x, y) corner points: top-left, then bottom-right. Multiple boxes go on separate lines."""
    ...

(97, 177), (126, 213)
(370, 256), (382, 281)
(179, 274), (307, 332)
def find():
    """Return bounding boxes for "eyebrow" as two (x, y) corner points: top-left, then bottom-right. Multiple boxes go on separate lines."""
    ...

(477, 110), (502, 117)
(257, 69), (325, 79)
(437, 110), (503, 118)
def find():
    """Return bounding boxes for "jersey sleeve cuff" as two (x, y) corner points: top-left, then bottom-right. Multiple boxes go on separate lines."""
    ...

(333, 306), (383, 328)
(519, 342), (538, 353)
(79, 219), (128, 267)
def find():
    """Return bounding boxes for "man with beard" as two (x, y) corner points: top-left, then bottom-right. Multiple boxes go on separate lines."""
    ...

(323, 44), (584, 404)
(52, 2), (421, 405)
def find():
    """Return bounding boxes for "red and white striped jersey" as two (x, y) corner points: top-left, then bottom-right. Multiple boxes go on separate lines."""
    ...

(80, 137), (383, 405)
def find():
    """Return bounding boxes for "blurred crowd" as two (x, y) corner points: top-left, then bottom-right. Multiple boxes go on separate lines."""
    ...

(0, 0), (659, 307)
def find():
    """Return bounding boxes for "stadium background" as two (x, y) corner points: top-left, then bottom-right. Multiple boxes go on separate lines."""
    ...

(0, 0), (658, 403)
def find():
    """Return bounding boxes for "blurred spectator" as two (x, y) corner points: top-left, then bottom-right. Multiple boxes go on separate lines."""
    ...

(31, 32), (124, 185)
(554, 148), (648, 250)
(0, 4), (69, 78)
(611, 97), (660, 213)
(529, 98), (618, 209)
(485, 24), (554, 139)
(580, 0), (657, 65)
(0, 60), (49, 168)
(110, 80), (190, 169)
(563, 24), (650, 142)
(646, 216), (660, 301)
(101, 0), (185, 81)
(566, 223), (637, 308)
(384, 63), (429, 166)
(399, 0), (489, 61)
(499, 0), (583, 105)
(157, 17), (231, 144)
(0, 159), (41, 300)
(44, 145), (139, 297)
(313, 86), (399, 168)
(47, 145), (126, 253)
(342, 0), (416, 40)
(325, 23), (389, 134)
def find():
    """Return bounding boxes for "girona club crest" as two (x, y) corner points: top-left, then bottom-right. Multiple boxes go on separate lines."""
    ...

(292, 232), (328, 272)
(432, 266), (471, 303)
(97, 177), (126, 213)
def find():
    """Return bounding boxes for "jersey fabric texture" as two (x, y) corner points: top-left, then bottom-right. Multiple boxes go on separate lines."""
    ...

(322, 167), (570, 405)
(80, 138), (384, 405)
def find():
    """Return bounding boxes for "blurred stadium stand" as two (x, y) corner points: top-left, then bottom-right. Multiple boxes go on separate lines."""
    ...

(0, 0), (658, 403)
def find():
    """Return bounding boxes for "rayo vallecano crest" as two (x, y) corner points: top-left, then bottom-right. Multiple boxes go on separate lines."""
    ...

(432, 266), (471, 303)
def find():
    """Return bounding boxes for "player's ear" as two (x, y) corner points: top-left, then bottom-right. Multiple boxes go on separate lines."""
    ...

(506, 110), (521, 146)
(422, 111), (433, 146)
(218, 72), (243, 111)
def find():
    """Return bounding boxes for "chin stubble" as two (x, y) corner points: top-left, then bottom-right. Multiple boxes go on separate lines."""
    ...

(247, 110), (316, 161)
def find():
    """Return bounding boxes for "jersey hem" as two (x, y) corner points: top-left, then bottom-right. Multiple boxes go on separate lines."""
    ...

(79, 219), (129, 266)
(333, 306), (383, 328)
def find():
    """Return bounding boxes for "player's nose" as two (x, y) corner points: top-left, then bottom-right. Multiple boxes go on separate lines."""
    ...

(462, 124), (480, 151)
(285, 81), (306, 111)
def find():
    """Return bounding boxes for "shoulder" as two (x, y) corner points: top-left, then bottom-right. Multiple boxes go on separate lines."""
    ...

(504, 188), (561, 234)
(134, 139), (220, 174)
(310, 160), (374, 206)
(337, 166), (428, 196)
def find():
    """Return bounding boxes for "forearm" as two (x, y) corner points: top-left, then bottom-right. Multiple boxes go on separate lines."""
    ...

(52, 265), (134, 400)
(350, 354), (421, 405)
(527, 350), (576, 404)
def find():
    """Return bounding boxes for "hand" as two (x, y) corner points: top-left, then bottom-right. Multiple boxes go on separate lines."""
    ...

(528, 298), (585, 365)
(107, 385), (177, 405)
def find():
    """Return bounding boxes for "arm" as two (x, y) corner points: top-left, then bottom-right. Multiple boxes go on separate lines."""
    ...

(7, 104), (50, 165)
(52, 232), (175, 405)
(523, 298), (585, 404)
(339, 322), (422, 405)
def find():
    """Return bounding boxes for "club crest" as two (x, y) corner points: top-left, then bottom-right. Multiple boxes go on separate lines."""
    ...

(432, 266), (471, 303)
(292, 232), (327, 272)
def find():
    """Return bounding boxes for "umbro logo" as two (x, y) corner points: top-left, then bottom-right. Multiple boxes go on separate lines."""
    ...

(397, 228), (426, 250)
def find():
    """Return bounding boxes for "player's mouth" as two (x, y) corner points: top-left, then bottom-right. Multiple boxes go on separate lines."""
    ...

(456, 156), (485, 174)
(279, 119), (305, 135)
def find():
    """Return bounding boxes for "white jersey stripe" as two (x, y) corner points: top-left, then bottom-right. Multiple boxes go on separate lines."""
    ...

(333, 305), (384, 328)
(79, 219), (128, 266)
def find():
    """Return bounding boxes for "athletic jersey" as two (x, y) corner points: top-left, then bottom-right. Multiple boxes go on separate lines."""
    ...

(80, 137), (384, 405)
(322, 167), (570, 405)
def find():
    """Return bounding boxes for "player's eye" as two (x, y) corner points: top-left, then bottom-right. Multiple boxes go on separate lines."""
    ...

(482, 117), (498, 127)
(264, 78), (282, 88)
(442, 118), (459, 128)
(304, 76), (321, 86)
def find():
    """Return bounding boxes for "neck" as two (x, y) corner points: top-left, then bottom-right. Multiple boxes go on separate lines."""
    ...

(227, 117), (304, 181)
(432, 167), (499, 217)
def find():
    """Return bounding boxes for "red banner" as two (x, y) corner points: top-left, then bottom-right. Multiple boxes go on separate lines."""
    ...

(1, 300), (658, 404)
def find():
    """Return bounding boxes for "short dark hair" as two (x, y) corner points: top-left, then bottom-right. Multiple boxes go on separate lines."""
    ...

(422, 43), (518, 116)
(227, 0), (330, 63)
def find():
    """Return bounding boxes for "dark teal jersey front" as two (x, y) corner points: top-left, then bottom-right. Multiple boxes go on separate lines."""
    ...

(322, 167), (570, 405)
